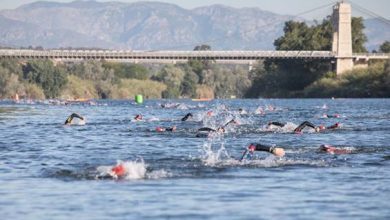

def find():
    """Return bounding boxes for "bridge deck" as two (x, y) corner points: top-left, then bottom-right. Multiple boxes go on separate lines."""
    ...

(0, 49), (388, 62)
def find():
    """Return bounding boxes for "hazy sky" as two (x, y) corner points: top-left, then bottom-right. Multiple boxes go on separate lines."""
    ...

(0, 0), (389, 20)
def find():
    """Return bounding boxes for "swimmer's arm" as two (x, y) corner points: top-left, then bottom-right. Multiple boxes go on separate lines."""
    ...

(71, 113), (84, 120)
(222, 119), (236, 128)
(254, 144), (285, 157)
(294, 121), (316, 132)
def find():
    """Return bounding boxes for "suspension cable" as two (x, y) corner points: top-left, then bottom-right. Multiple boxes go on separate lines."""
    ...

(149, 1), (337, 51)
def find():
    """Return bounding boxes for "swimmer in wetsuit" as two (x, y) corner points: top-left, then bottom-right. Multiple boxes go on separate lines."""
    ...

(294, 121), (341, 133)
(240, 143), (285, 161)
(268, 121), (340, 133)
(323, 114), (340, 118)
(155, 126), (177, 132)
(64, 113), (85, 125)
(181, 113), (193, 121)
(197, 119), (238, 135)
(134, 114), (143, 121)
(319, 144), (352, 154)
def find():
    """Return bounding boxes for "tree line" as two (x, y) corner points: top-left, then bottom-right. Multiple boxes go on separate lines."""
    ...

(0, 57), (252, 100)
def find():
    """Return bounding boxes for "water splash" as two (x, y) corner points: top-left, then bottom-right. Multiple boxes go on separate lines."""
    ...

(96, 159), (170, 180)
(200, 142), (232, 166)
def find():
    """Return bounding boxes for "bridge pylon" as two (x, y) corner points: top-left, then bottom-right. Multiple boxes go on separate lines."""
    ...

(332, 1), (354, 75)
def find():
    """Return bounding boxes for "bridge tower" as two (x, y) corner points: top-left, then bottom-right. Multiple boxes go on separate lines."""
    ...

(332, 1), (354, 75)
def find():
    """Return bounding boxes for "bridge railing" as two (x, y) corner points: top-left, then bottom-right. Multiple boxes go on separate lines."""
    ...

(352, 53), (390, 60)
(0, 49), (336, 59)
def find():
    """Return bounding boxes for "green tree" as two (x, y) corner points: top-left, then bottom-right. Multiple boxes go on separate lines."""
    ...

(351, 17), (368, 53)
(103, 63), (149, 80)
(194, 44), (211, 51)
(180, 71), (198, 98)
(379, 41), (390, 53)
(153, 65), (185, 98)
(0, 72), (28, 98)
(22, 60), (68, 98)
(69, 61), (115, 82)
(304, 61), (390, 98)
(189, 44), (214, 83)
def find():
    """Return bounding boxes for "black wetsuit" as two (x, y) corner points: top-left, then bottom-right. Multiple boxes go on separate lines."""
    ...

(240, 143), (275, 161)
(326, 123), (339, 130)
(181, 113), (193, 121)
(268, 122), (286, 127)
(64, 113), (84, 125)
(198, 127), (217, 132)
(324, 114), (339, 118)
(293, 121), (316, 132)
(251, 143), (274, 152)
(197, 119), (236, 133)
(165, 127), (175, 132)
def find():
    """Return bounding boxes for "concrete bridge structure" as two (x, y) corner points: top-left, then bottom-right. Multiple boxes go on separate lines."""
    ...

(0, 1), (389, 74)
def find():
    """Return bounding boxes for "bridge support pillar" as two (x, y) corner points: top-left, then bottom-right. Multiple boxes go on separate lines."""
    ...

(336, 58), (354, 74)
(332, 1), (353, 75)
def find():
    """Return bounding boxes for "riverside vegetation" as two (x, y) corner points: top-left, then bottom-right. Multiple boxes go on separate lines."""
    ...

(0, 17), (389, 99)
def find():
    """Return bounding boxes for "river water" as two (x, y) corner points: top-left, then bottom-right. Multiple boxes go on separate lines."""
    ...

(0, 99), (389, 219)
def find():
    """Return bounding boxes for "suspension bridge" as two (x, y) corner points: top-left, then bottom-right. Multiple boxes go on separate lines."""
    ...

(0, 1), (389, 74)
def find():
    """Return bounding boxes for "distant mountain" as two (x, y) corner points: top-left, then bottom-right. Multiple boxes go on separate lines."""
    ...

(0, 0), (388, 50)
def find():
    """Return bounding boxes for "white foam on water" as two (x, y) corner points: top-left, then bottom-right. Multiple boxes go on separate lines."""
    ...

(177, 103), (190, 110)
(121, 160), (147, 180)
(247, 157), (328, 167)
(147, 169), (171, 179)
(200, 142), (231, 166)
(77, 119), (86, 125)
(148, 117), (160, 121)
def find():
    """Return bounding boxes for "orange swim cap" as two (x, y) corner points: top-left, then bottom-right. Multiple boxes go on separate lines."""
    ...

(112, 164), (125, 177)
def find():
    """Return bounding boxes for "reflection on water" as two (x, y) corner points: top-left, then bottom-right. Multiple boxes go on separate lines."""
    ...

(0, 99), (389, 219)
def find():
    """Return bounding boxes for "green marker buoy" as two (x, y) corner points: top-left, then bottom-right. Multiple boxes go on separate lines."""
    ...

(135, 94), (143, 104)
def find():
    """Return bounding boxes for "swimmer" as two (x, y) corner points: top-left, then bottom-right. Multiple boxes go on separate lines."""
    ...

(111, 163), (126, 178)
(198, 119), (238, 133)
(319, 144), (352, 154)
(240, 143), (285, 161)
(155, 125), (177, 132)
(134, 114), (143, 121)
(64, 113), (85, 125)
(254, 107), (265, 115)
(181, 113), (193, 121)
(266, 105), (275, 111)
(268, 121), (340, 133)
(322, 114), (340, 118)
(196, 119), (238, 137)
(295, 121), (341, 133)
(238, 108), (247, 114)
